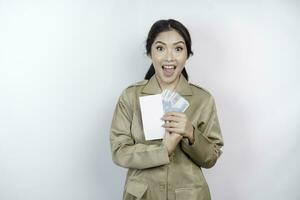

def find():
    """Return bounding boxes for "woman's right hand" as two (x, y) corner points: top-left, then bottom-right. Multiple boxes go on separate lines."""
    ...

(162, 130), (183, 156)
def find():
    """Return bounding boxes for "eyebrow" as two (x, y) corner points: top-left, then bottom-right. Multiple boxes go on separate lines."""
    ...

(154, 41), (185, 45)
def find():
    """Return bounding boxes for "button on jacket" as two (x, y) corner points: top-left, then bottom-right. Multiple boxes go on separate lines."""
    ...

(110, 75), (224, 200)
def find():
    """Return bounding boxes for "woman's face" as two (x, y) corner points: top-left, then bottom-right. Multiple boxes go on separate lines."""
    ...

(149, 29), (188, 90)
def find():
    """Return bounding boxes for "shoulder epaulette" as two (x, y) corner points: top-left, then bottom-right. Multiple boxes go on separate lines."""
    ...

(189, 83), (211, 96)
(126, 80), (149, 89)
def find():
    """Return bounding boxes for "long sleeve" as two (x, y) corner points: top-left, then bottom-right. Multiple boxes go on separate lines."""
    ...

(110, 90), (170, 169)
(181, 96), (224, 168)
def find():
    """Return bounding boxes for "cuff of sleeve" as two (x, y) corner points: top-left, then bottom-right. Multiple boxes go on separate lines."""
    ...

(181, 129), (220, 168)
(182, 128), (214, 154)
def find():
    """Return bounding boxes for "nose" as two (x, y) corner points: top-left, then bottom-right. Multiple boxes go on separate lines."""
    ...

(166, 50), (174, 61)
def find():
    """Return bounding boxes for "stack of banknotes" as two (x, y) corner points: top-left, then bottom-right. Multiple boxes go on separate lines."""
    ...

(161, 89), (189, 113)
(138, 90), (190, 140)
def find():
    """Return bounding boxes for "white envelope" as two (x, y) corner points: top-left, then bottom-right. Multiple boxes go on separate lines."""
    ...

(139, 94), (164, 140)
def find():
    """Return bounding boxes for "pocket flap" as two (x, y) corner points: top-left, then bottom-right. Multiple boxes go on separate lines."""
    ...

(126, 179), (148, 198)
(175, 188), (195, 200)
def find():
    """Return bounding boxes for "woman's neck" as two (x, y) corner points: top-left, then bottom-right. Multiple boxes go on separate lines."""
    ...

(155, 75), (180, 91)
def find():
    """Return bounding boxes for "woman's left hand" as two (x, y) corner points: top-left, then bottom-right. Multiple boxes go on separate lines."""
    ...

(161, 112), (194, 144)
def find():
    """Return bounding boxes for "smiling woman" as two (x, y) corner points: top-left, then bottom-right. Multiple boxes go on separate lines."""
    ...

(149, 30), (188, 90)
(145, 20), (193, 87)
(110, 19), (224, 200)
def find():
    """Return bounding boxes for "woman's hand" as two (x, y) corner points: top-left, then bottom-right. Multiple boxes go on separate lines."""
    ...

(161, 112), (195, 144)
(162, 130), (183, 155)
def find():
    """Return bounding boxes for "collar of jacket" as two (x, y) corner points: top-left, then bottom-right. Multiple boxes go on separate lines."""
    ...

(142, 74), (193, 96)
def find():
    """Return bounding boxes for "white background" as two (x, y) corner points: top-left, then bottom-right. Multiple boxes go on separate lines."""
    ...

(1, 0), (299, 199)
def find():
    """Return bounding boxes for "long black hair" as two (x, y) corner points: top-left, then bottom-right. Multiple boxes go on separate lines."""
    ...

(144, 19), (193, 80)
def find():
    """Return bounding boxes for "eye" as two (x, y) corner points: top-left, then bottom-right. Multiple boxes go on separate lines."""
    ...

(156, 46), (164, 51)
(175, 46), (183, 52)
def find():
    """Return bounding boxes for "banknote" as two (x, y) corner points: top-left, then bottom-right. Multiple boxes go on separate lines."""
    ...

(161, 89), (189, 113)
(139, 91), (189, 140)
(171, 97), (189, 112)
(162, 90), (172, 112)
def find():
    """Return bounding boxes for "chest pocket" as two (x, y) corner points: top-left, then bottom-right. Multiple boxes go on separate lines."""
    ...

(175, 186), (210, 200)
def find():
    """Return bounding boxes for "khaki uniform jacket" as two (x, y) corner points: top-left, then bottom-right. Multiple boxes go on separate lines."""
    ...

(110, 75), (224, 200)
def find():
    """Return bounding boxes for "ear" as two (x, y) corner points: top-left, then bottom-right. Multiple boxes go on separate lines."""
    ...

(147, 53), (151, 59)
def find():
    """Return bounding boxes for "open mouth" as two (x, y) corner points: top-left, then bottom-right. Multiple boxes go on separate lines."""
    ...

(162, 65), (176, 70)
(162, 65), (176, 77)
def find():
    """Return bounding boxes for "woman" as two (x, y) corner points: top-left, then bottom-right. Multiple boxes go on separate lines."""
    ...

(110, 19), (224, 200)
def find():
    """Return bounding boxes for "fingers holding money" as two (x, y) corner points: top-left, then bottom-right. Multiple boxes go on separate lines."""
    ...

(162, 122), (185, 135)
(161, 116), (182, 123)
(161, 112), (186, 123)
(161, 112), (194, 139)
(163, 127), (185, 135)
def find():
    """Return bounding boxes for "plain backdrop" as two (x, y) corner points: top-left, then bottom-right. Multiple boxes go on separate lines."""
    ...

(1, 0), (300, 199)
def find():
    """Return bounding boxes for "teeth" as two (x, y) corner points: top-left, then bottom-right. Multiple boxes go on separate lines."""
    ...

(163, 65), (175, 69)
